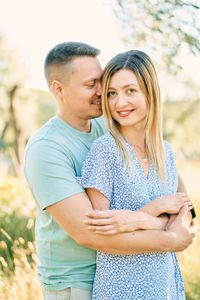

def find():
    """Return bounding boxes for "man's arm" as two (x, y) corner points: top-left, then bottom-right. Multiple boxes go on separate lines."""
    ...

(46, 191), (196, 255)
(25, 140), (195, 254)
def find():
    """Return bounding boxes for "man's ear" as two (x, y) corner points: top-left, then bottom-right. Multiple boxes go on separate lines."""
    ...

(51, 80), (63, 97)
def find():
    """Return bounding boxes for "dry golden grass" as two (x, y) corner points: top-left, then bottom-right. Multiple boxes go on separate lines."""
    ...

(0, 175), (43, 299)
(0, 241), (43, 300)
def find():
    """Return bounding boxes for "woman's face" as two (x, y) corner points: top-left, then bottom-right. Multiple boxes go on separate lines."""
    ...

(107, 69), (148, 130)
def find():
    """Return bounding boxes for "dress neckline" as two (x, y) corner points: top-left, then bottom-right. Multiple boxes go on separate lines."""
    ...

(125, 142), (152, 179)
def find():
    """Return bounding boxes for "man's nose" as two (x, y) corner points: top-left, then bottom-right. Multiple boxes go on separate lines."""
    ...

(96, 81), (102, 96)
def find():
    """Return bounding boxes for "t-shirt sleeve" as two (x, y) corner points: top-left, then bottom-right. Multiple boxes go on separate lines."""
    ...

(77, 139), (114, 201)
(24, 140), (84, 210)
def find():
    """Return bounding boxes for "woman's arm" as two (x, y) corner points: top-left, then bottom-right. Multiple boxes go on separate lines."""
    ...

(84, 174), (194, 234)
(84, 188), (169, 234)
(138, 173), (193, 216)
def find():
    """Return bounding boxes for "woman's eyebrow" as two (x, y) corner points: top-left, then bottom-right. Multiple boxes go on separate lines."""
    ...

(108, 83), (138, 89)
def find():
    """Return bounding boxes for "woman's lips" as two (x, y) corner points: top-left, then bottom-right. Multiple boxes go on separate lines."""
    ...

(117, 110), (134, 117)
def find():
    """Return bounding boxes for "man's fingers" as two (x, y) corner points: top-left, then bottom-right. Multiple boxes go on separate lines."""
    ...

(85, 210), (114, 219)
(190, 220), (198, 235)
(177, 205), (190, 220)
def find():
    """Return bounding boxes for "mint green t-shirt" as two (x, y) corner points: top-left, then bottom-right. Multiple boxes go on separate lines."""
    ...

(24, 115), (106, 291)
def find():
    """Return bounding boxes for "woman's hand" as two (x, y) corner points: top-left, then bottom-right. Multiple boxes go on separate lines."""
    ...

(83, 210), (169, 235)
(156, 192), (193, 215)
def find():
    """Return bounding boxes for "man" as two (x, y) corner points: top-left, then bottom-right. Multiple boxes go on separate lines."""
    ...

(24, 42), (196, 300)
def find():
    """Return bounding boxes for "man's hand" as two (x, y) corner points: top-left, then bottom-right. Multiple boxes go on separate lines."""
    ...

(167, 206), (197, 251)
(83, 210), (169, 235)
(165, 210), (193, 230)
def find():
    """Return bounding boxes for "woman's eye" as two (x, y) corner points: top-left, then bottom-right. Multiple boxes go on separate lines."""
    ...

(127, 89), (135, 94)
(107, 91), (116, 98)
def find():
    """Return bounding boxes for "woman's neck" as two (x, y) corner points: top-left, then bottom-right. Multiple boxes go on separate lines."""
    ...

(120, 126), (146, 149)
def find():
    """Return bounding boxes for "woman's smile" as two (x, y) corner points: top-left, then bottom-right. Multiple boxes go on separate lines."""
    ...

(117, 109), (135, 117)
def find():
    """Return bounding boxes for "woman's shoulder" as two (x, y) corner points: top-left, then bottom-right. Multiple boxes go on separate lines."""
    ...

(163, 140), (176, 163)
(163, 140), (173, 153)
(91, 132), (116, 152)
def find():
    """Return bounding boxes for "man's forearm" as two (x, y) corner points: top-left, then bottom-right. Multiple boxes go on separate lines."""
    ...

(46, 192), (185, 255)
(80, 228), (179, 254)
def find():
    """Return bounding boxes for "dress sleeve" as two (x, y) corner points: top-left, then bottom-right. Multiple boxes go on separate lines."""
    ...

(164, 141), (178, 189)
(77, 138), (114, 201)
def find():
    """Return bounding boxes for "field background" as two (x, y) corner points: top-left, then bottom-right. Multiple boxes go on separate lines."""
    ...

(0, 0), (200, 299)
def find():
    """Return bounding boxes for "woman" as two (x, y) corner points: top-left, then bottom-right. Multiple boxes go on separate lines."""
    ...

(78, 50), (193, 299)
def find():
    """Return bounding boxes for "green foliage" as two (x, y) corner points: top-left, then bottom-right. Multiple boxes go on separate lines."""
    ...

(115, 0), (200, 74)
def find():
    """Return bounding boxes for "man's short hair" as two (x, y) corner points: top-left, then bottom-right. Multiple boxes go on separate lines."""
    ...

(44, 42), (100, 86)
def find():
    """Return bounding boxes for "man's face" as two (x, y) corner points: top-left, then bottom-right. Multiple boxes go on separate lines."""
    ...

(61, 56), (103, 120)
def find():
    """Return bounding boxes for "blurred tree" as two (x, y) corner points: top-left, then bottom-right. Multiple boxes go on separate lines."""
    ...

(0, 37), (27, 176)
(115, 0), (200, 74)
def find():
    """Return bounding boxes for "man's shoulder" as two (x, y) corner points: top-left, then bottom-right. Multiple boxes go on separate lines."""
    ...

(92, 116), (107, 134)
(26, 116), (57, 145)
(25, 116), (70, 161)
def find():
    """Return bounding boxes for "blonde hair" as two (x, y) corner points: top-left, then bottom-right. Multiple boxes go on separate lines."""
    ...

(102, 50), (166, 181)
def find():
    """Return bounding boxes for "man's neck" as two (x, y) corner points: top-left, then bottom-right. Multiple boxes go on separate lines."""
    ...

(58, 112), (91, 133)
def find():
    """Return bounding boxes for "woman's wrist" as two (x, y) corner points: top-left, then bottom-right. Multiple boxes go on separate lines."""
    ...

(137, 212), (165, 231)
(138, 197), (165, 217)
(152, 196), (166, 216)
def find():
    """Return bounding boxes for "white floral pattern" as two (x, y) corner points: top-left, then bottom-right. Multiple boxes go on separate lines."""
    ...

(78, 133), (185, 300)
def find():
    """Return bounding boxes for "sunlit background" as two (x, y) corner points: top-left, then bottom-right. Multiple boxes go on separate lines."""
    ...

(0, 0), (200, 299)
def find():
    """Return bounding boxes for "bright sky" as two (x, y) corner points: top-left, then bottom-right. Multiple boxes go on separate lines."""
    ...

(0, 0), (199, 98)
(0, 0), (126, 90)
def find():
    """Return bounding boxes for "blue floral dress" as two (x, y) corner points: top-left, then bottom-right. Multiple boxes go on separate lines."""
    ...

(78, 133), (185, 300)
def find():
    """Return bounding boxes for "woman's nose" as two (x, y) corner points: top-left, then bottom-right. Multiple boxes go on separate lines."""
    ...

(116, 93), (128, 107)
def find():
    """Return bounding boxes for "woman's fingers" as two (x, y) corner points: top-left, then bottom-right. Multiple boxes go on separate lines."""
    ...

(86, 225), (114, 232)
(85, 210), (114, 219)
(184, 201), (193, 206)
(95, 230), (118, 235)
(83, 218), (112, 226)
